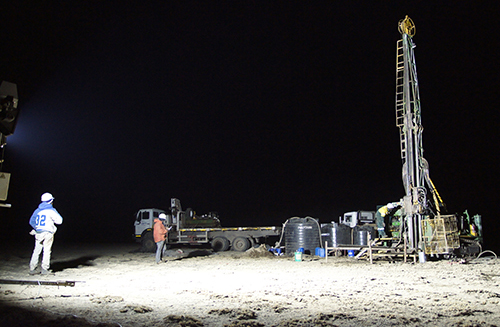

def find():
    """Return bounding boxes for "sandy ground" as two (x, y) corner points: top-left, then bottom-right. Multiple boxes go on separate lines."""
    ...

(0, 242), (499, 327)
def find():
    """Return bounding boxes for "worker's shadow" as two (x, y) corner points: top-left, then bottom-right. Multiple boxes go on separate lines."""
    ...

(169, 249), (212, 261)
(50, 256), (99, 272)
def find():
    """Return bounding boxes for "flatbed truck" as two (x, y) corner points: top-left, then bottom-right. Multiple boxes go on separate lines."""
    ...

(134, 198), (281, 252)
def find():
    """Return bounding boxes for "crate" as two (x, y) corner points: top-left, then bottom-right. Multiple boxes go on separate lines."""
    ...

(421, 215), (460, 254)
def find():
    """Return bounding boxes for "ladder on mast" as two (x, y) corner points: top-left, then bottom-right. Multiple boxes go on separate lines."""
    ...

(395, 35), (422, 170)
(395, 39), (406, 162)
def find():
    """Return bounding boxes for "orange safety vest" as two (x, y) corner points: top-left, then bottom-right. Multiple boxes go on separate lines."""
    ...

(153, 218), (167, 242)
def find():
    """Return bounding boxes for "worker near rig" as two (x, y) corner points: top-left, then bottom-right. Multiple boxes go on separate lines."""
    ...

(376, 202), (401, 238)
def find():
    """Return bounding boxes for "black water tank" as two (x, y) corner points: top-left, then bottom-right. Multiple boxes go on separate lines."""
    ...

(321, 223), (351, 247)
(353, 225), (376, 246)
(284, 217), (321, 255)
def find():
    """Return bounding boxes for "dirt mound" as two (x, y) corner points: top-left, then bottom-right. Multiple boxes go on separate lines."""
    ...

(243, 244), (274, 258)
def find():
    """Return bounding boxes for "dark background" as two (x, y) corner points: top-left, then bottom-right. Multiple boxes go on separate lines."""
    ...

(0, 2), (498, 251)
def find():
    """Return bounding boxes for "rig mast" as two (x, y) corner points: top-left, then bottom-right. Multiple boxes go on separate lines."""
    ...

(395, 16), (455, 254)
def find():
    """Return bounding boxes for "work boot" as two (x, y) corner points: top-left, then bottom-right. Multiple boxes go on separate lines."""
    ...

(29, 270), (38, 275)
(41, 269), (50, 275)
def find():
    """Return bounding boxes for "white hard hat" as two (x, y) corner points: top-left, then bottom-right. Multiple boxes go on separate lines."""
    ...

(387, 203), (395, 209)
(159, 213), (167, 220)
(41, 192), (54, 203)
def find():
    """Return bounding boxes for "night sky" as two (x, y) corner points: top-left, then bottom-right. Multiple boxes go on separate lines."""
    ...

(1, 2), (498, 250)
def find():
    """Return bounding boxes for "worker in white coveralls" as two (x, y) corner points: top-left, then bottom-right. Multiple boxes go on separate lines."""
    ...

(29, 192), (63, 275)
(375, 202), (400, 238)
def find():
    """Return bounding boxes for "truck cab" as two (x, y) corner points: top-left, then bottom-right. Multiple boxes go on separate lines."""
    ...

(134, 208), (167, 250)
(340, 211), (375, 228)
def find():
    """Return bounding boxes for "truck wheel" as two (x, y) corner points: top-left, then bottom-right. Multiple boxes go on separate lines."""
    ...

(232, 237), (251, 252)
(248, 237), (257, 248)
(141, 231), (156, 252)
(211, 237), (230, 252)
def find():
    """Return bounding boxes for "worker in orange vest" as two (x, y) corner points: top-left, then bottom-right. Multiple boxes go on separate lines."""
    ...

(153, 213), (168, 264)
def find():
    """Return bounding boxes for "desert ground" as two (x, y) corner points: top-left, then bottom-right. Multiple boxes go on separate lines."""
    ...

(0, 241), (499, 327)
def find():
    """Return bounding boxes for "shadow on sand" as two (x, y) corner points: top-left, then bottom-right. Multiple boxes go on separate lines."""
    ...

(0, 301), (118, 327)
(50, 256), (100, 272)
(168, 249), (213, 260)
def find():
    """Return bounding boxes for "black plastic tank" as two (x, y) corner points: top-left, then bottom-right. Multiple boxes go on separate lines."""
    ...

(321, 223), (351, 247)
(353, 225), (376, 246)
(284, 217), (321, 255)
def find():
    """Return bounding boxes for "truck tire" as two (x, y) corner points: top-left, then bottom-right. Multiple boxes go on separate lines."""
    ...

(232, 237), (251, 252)
(141, 231), (156, 252)
(211, 237), (230, 252)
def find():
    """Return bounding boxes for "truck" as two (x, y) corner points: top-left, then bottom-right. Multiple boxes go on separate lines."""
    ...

(340, 211), (376, 228)
(134, 198), (282, 252)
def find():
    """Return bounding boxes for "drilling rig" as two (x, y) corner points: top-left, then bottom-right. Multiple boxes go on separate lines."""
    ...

(394, 16), (472, 258)
(336, 17), (482, 261)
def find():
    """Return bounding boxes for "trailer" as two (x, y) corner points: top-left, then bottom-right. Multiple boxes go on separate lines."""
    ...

(134, 198), (281, 252)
